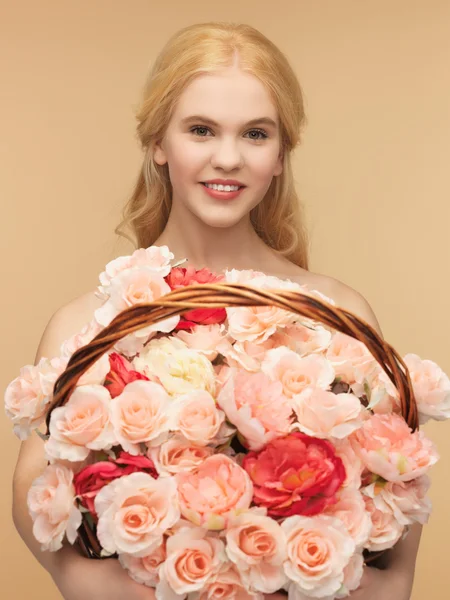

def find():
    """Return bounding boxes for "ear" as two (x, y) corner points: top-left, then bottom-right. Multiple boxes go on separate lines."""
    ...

(153, 140), (168, 166)
(273, 151), (283, 177)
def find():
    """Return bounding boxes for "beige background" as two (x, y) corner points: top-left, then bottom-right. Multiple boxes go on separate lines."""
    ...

(1, 1), (449, 598)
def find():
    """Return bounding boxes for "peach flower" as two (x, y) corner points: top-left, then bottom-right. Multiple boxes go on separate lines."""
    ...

(363, 496), (404, 552)
(60, 318), (104, 358)
(225, 510), (288, 593)
(404, 353), (450, 424)
(96, 245), (174, 299)
(261, 348), (335, 399)
(281, 514), (355, 598)
(226, 305), (296, 344)
(111, 380), (172, 454)
(333, 438), (364, 489)
(326, 332), (377, 385)
(352, 365), (402, 416)
(168, 390), (225, 446)
(119, 542), (167, 587)
(217, 370), (293, 451)
(156, 526), (226, 598)
(220, 338), (278, 373)
(45, 384), (115, 462)
(193, 563), (265, 600)
(323, 488), (372, 549)
(335, 552), (364, 599)
(133, 337), (216, 397)
(27, 463), (82, 551)
(271, 323), (333, 357)
(174, 323), (229, 361)
(363, 475), (432, 526)
(350, 413), (439, 482)
(176, 454), (253, 530)
(5, 356), (69, 439)
(95, 266), (179, 356)
(292, 387), (364, 440)
(95, 472), (180, 556)
(148, 435), (215, 477)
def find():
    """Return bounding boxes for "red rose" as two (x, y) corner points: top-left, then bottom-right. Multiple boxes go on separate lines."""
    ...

(74, 461), (123, 517)
(74, 453), (158, 518)
(104, 352), (149, 398)
(242, 432), (346, 517)
(166, 266), (227, 330)
(114, 451), (158, 477)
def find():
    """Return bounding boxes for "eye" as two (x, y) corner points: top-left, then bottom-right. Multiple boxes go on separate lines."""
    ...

(246, 129), (269, 141)
(189, 126), (269, 141)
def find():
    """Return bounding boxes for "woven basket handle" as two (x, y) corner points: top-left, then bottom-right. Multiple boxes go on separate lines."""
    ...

(46, 283), (418, 431)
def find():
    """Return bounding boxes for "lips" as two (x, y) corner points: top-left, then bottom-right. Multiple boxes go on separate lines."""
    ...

(201, 183), (245, 189)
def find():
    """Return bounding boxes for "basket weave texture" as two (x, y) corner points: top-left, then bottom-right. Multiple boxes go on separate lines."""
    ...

(46, 283), (419, 563)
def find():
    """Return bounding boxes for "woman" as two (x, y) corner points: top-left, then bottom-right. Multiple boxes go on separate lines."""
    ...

(12, 22), (420, 600)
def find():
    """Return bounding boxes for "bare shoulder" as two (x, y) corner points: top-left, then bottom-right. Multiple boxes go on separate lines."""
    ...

(288, 269), (383, 337)
(35, 290), (104, 363)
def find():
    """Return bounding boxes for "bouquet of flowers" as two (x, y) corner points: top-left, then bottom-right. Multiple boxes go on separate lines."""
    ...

(5, 245), (450, 600)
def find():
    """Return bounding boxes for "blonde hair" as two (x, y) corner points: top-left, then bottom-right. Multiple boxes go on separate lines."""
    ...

(115, 21), (310, 269)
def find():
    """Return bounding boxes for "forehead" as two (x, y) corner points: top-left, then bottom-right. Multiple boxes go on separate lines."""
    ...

(172, 69), (278, 123)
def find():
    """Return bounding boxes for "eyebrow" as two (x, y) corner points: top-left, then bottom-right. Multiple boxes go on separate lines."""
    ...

(180, 115), (278, 129)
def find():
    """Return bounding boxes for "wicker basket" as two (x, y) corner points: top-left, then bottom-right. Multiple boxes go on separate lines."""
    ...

(46, 283), (419, 565)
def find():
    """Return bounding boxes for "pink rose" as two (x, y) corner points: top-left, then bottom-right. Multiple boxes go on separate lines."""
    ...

(261, 348), (335, 398)
(195, 563), (265, 600)
(404, 353), (450, 424)
(5, 356), (69, 439)
(157, 526), (226, 597)
(242, 432), (346, 518)
(174, 323), (229, 361)
(272, 323), (332, 356)
(363, 496), (404, 552)
(95, 472), (180, 556)
(326, 332), (377, 385)
(350, 413), (439, 482)
(281, 514), (355, 598)
(104, 352), (151, 398)
(27, 464), (82, 551)
(333, 438), (364, 489)
(292, 387), (364, 440)
(60, 318), (103, 358)
(94, 267), (179, 356)
(217, 370), (293, 451)
(168, 390), (225, 446)
(45, 385), (115, 462)
(148, 435), (214, 477)
(97, 245), (174, 297)
(323, 488), (372, 548)
(336, 552), (364, 598)
(220, 337), (278, 373)
(119, 542), (167, 587)
(111, 380), (172, 454)
(226, 511), (288, 593)
(176, 454), (253, 530)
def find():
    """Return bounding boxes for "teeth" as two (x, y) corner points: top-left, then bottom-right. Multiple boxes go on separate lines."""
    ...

(204, 183), (240, 192)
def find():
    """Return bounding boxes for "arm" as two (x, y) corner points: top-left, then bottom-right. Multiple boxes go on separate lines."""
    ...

(12, 299), (154, 600)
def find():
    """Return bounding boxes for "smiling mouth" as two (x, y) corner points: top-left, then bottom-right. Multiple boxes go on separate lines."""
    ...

(200, 183), (246, 190)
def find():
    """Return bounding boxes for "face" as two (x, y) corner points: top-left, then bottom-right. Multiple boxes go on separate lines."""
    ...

(153, 68), (283, 229)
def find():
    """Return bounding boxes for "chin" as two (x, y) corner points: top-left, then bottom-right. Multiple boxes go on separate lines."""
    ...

(193, 206), (250, 230)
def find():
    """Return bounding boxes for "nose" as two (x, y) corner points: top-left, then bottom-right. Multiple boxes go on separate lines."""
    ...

(210, 137), (244, 171)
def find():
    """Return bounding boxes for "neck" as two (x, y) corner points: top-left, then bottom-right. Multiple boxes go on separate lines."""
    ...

(154, 207), (278, 275)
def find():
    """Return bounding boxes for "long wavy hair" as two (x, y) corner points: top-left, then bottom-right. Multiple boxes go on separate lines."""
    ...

(115, 21), (310, 269)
